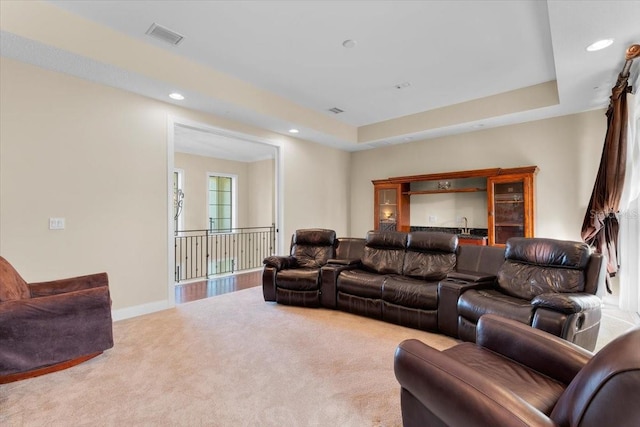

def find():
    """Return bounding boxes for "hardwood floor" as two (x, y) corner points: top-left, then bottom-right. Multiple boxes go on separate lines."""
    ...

(175, 270), (262, 304)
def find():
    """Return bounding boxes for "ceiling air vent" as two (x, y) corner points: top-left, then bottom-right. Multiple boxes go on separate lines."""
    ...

(146, 23), (184, 46)
(328, 107), (344, 114)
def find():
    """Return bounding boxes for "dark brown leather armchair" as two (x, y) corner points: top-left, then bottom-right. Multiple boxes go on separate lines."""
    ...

(457, 237), (605, 350)
(262, 228), (336, 307)
(0, 257), (114, 383)
(395, 314), (640, 427)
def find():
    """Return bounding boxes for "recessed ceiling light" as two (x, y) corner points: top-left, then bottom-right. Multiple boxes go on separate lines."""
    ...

(288, 129), (299, 134)
(169, 92), (185, 100)
(342, 39), (357, 49)
(586, 39), (614, 52)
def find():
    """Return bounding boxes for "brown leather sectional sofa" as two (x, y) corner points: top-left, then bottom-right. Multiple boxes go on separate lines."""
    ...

(263, 228), (605, 350)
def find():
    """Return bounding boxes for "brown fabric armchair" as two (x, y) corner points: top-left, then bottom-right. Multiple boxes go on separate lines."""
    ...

(394, 314), (640, 427)
(262, 229), (336, 307)
(457, 237), (605, 350)
(0, 257), (114, 382)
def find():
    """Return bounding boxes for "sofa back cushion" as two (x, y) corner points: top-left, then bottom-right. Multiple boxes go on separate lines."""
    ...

(361, 231), (407, 275)
(497, 238), (591, 300)
(335, 238), (366, 261)
(0, 256), (31, 301)
(290, 229), (336, 268)
(456, 245), (506, 276)
(403, 232), (458, 280)
(551, 327), (640, 426)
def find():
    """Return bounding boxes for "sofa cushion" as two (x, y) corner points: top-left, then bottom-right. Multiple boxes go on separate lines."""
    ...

(504, 237), (591, 268)
(496, 238), (590, 300)
(292, 228), (336, 247)
(291, 229), (336, 268)
(361, 231), (407, 274)
(403, 252), (456, 280)
(335, 237), (366, 261)
(276, 268), (320, 291)
(456, 245), (505, 275)
(293, 245), (334, 268)
(457, 289), (533, 324)
(443, 342), (566, 415)
(407, 231), (458, 253)
(0, 257), (31, 301)
(337, 269), (385, 299)
(382, 275), (438, 310)
(497, 261), (586, 300)
(402, 232), (457, 280)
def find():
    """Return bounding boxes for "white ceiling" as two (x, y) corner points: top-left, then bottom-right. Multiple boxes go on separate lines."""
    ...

(2, 1), (639, 162)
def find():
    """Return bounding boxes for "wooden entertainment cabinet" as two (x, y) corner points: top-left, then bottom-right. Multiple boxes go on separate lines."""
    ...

(372, 166), (538, 246)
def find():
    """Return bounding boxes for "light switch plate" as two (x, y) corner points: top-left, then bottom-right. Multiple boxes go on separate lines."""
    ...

(49, 217), (65, 230)
(428, 215), (437, 223)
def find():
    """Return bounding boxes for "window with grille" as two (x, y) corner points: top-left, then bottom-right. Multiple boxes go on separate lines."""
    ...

(208, 174), (235, 232)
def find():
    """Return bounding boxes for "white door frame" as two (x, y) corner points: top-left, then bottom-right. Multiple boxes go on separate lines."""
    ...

(166, 116), (283, 307)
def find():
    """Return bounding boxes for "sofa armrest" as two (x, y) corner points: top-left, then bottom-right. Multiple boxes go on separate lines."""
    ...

(530, 294), (602, 351)
(477, 314), (592, 384)
(447, 270), (496, 282)
(326, 258), (361, 266)
(531, 293), (601, 314)
(263, 256), (297, 271)
(320, 263), (361, 309)
(394, 339), (556, 427)
(437, 278), (493, 337)
(262, 266), (277, 302)
(28, 272), (109, 297)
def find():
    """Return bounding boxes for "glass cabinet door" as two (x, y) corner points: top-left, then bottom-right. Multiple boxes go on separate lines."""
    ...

(488, 174), (534, 246)
(378, 188), (398, 231)
(493, 182), (524, 244)
(373, 182), (409, 232)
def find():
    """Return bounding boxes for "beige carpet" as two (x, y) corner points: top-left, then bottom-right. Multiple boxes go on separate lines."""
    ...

(0, 287), (458, 426)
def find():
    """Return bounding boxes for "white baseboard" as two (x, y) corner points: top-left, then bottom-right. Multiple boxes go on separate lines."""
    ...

(111, 299), (173, 322)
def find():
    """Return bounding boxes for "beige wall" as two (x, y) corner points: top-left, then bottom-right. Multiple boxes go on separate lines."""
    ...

(0, 57), (351, 314)
(350, 110), (606, 241)
(247, 159), (276, 228)
(0, 57), (168, 311)
(280, 138), (351, 239)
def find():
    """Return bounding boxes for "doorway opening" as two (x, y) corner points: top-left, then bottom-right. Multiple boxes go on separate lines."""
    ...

(167, 117), (282, 305)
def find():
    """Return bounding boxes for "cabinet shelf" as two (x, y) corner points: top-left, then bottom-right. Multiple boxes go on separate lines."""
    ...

(404, 187), (486, 196)
(372, 166), (537, 241)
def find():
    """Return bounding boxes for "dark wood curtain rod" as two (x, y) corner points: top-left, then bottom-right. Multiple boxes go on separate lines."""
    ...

(621, 44), (640, 76)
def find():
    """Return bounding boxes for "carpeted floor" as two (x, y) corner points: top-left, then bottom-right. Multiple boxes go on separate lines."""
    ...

(0, 287), (458, 426)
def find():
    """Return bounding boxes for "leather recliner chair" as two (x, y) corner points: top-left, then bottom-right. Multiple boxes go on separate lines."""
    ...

(262, 228), (336, 307)
(0, 257), (114, 383)
(457, 237), (605, 350)
(394, 314), (640, 427)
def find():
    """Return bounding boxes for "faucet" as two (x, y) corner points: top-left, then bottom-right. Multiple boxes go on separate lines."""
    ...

(460, 217), (470, 235)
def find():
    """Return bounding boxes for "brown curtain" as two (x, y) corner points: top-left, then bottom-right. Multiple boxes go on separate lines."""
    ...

(581, 70), (631, 292)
